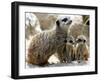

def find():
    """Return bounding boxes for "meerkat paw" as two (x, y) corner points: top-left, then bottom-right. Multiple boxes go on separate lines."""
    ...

(48, 55), (60, 64)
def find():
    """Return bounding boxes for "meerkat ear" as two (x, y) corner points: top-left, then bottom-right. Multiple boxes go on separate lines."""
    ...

(56, 20), (60, 27)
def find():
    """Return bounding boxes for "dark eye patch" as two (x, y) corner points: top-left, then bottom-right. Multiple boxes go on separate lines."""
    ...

(56, 20), (60, 26)
(62, 18), (68, 22)
(83, 40), (86, 43)
(69, 40), (73, 43)
(64, 40), (67, 43)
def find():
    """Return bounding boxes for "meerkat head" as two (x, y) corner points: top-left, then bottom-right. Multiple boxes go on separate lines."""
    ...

(76, 35), (87, 44)
(64, 35), (75, 45)
(56, 16), (72, 33)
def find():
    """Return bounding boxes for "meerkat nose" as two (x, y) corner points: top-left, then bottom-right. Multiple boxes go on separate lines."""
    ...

(62, 18), (68, 22)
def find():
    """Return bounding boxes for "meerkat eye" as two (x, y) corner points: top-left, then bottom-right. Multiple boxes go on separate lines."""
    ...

(83, 40), (86, 43)
(64, 39), (67, 43)
(62, 18), (68, 22)
(69, 40), (73, 43)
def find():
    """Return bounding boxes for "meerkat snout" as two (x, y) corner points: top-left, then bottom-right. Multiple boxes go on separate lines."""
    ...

(62, 18), (68, 22)
(56, 16), (72, 29)
(62, 17), (72, 24)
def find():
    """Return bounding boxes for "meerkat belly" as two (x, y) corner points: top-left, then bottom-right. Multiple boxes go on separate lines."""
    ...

(66, 45), (73, 55)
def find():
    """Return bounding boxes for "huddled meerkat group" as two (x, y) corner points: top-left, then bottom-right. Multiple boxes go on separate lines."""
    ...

(26, 15), (89, 66)
(66, 35), (89, 63)
(56, 34), (89, 64)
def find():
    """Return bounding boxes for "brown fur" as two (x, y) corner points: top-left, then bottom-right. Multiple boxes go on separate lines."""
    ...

(57, 44), (66, 63)
(75, 35), (89, 63)
(26, 17), (72, 66)
(57, 35), (75, 63)
(65, 36), (75, 63)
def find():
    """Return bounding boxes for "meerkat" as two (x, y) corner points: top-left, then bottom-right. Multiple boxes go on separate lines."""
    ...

(57, 35), (75, 63)
(75, 35), (89, 63)
(26, 16), (72, 66)
(65, 35), (75, 63)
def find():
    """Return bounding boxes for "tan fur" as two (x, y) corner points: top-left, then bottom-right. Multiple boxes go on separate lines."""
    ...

(27, 17), (72, 66)
(57, 44), (66, 63)
(27, 31), (57, 66)
(65, 36), (75, 63)
(68, 23), (89, 46)
(75, 35), (89, 63)
(65, 43), (74, 63)
(57, 35), (75, 63)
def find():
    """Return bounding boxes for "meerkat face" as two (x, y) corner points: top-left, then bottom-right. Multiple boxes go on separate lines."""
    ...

(65, 35), (75, 45)
(76, 35), (87, 44)
(56, 16), (72, 32)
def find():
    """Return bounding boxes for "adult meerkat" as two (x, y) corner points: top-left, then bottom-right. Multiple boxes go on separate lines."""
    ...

(75, 35), (89, 63)
(27, 16), (72, 66)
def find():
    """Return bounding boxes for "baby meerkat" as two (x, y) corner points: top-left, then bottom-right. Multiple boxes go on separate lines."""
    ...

(65, 35), (75, 63)
(75, 35), (89, 63)
(57, 35), (75, 63)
